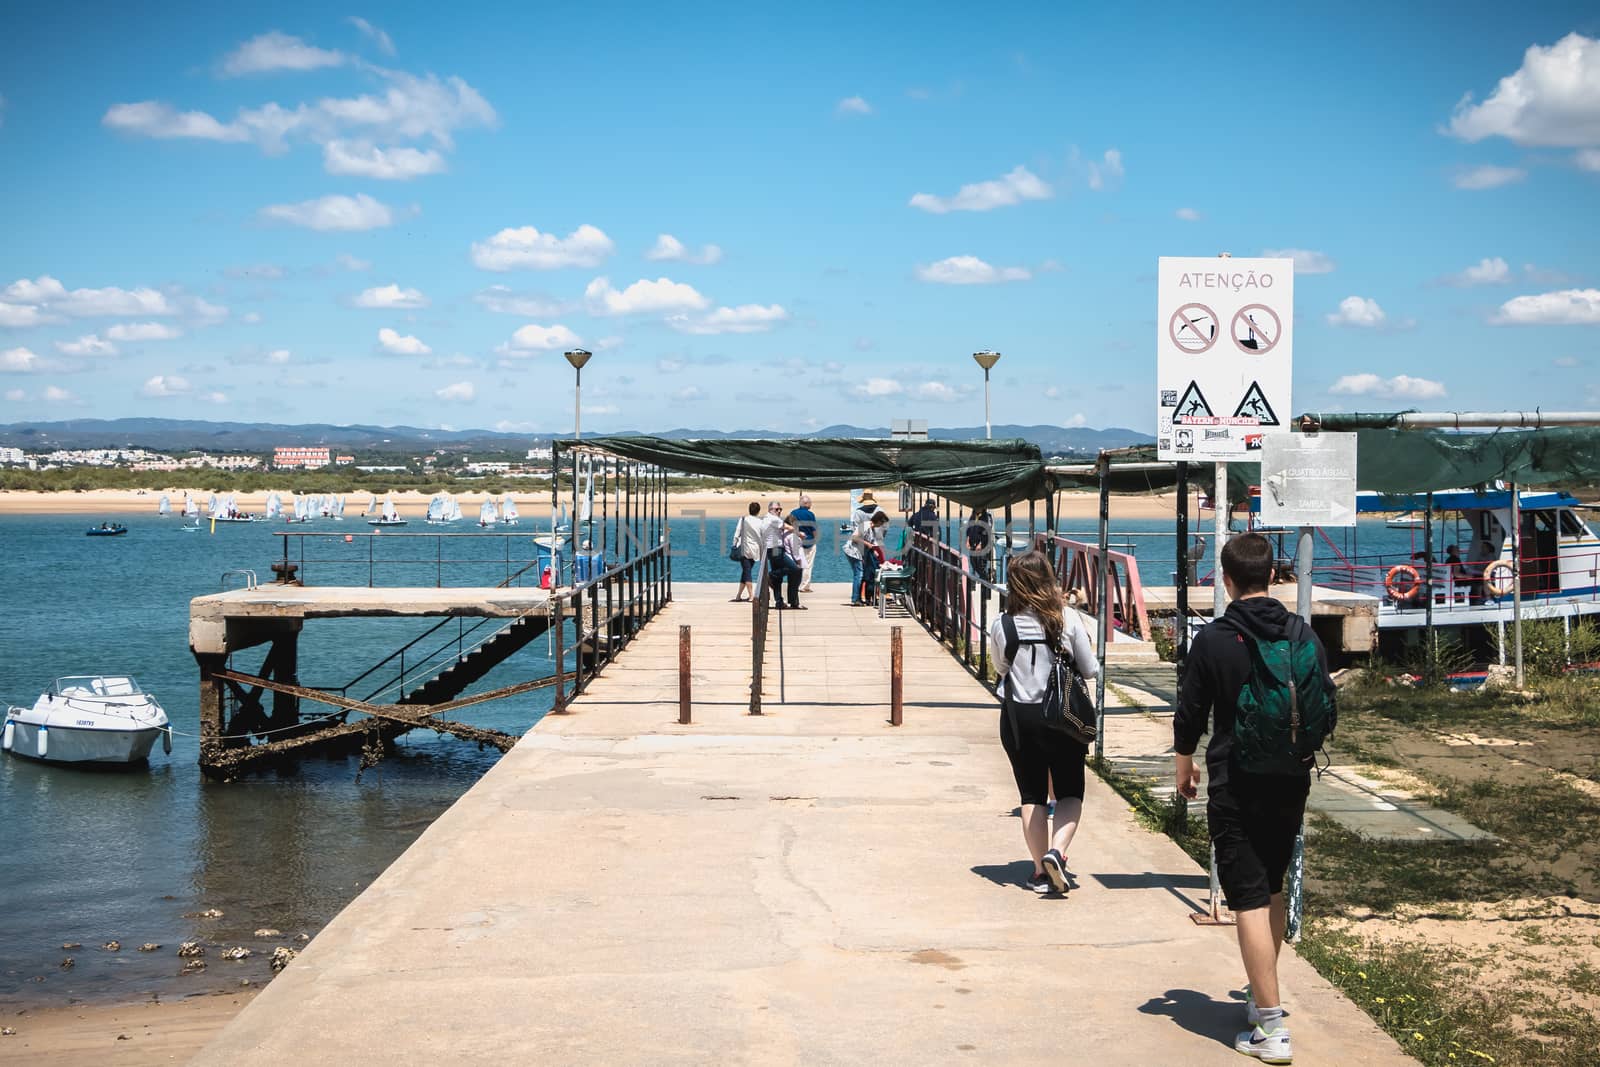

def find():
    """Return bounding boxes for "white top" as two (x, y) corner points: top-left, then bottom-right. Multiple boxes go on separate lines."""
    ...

(843, 506), (877, 559)
(735, 515), (764, 560)
(989, 608), (1098, 704)
(761, 512), (786, 551)
(782, 529), (804, 564)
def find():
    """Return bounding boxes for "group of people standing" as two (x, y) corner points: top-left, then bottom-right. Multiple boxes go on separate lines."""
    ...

(732, 496), (819, 609)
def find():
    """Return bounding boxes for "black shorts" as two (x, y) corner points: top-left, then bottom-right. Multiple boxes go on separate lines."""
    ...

(1207, 776), (1308, 912)
(999, 704), (1087, 807)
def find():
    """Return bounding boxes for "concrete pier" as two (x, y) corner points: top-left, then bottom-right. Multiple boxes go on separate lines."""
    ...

(195, 583), (1405, 1065)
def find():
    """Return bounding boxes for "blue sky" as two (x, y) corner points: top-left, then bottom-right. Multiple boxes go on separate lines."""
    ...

(1, 2), (1597, 436)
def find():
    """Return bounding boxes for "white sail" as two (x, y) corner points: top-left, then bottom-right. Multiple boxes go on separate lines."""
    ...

(381, 494), (399, 522)
(579, 455), (593, 522)
(446, 494), (463, 521)
(208, 493), (221, 517)
(364, 495), (378, 516)
(502, 495), (519, 524)
(332, 495), (345, 519)
(426, 493), (446, 523)
(293, 496), (308, 521)
(158, 494), (171, 516)
(478, 498), (498, 526)
(265, 492), (282, 519)
(184, 493), (199, 518)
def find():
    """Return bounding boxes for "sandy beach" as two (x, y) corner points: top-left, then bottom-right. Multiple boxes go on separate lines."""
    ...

(1, 989), (258, 1064)
(0, 487), (1181, 522)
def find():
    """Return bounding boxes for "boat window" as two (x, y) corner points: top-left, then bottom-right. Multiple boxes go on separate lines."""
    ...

(1560, 510), (1593, 539)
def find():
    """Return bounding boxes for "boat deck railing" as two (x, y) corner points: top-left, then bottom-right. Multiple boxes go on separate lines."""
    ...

(1312, 545), (1600, 614)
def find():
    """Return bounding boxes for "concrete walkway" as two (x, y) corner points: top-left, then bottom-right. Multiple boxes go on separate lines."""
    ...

(196, 584), (1405, 1065)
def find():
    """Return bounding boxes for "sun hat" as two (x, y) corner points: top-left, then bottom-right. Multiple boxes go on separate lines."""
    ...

(859, 490), (877, 504)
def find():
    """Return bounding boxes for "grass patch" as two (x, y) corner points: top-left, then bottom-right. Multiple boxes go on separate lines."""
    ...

(1088, 754), (1210, 866)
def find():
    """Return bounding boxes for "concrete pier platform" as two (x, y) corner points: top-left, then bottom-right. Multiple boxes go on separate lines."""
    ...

(1144, 584), (1379, 653)
(195, 584), (1405, 1065)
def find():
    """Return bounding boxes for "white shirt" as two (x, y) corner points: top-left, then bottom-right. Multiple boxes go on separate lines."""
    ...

(989, 608), (1098, 704)
(843, 505), (877, 559)
(761, 512), (786, 551)
(736, 515), (764, 560)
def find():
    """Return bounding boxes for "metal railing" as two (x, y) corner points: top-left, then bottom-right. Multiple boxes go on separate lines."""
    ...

(904, 532), (1009, 687)
(1038, 535), (1151, 640)
(274, 530), (557, 589)
(1310, 546), (1600, 613)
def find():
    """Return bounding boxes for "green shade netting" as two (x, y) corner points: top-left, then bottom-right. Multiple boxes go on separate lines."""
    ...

(580, 436), (1051, 509)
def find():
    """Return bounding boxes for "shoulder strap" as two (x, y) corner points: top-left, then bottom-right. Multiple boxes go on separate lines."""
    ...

(1000, 613), (1020, 669)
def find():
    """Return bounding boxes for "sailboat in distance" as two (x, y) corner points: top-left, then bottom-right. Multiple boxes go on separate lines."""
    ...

(158, 494), (171, 517)
(478, 497), (498, 528)
(501, 494), (520, 526)
(368, 493), (407, 527)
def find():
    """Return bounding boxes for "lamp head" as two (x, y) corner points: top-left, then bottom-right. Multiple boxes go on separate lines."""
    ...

(972, 350), (1001, 371)
(564, 348), (593, 370)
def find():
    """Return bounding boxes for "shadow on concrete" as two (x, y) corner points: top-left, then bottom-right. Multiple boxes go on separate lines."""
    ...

(1091, 871), (1209, 914)
(969, 860), (1037, 890)
(1136, 987), (1243, 1049)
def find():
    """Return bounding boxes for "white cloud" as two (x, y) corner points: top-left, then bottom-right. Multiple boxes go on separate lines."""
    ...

(436, 381), (475, 402)
(0, 302), (52, 327)
(221, 32), (346, 77)
(909, 165), (1053, 214)
(915, 255), (1031, 285)
(353, 283), (429, 309)
(851, 377), (903, 398)
(645, 234), (723, 265)
(497, 323), (582, 353)
(1452, 164), (1528, 190)
(377, 327), (431, 355)
(1491, 288), (1600, 325)
(141, 374), (191, 397)
(1262, 248), (1336, 274)
(1084, 148), (1124, 191)
(582, 403), (618, 416)
(102, 101), (252, 143)
(241, 311), (264, 324)
(0, 347), (46, 373)
(223, 263), (286, 280)
(336, 252), (372, 271)
(672, 386), (705, 402)
(471, 224), (614, 271)
(2, 275), (177, 318)
(44, 385), (74, 403)
(261, 193), (394, 231)
(106, 322), (182, 341)
(267, 349), (292, 364)
(1329, 373), (1447, 400)
(595, 336), (623, 350)
(5, 388), (24, 401)
(1553, 356), (1584, 368)
(347, 16), (396, 56)
(1445, 257), (1512, 286)
(1044, 386), (1061, 399)
(201, 390), (229, 405)
(1175, 207), (1202, 221)
(473, 286), (575, 317)
(1578, 148), (1600, 171)
(667, 304), (788, 335)
(323, 140), (446, 179)
(836, 96), (872, 116)
(912, 381), (960, 402)
(657, 357), (684, 373)
(1326, 295), (1392, 327)
(54, 334), (117, 358)
(585, 276), (708, 315)
(1447, 33), (1600, 147)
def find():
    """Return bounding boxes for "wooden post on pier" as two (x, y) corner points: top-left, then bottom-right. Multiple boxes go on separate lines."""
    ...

(552, 598), (568, 714)
(890, 626), (904, 726)
(678, 625), (692, 724)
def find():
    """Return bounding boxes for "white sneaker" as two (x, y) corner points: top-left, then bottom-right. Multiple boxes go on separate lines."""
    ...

(1235, 1025), (1291, 1064)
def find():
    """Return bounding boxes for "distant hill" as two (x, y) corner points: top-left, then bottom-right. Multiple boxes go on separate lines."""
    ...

(0, 417), (1153, 457)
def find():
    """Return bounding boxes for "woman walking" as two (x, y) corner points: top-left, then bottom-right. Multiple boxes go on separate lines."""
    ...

(990, 551), (1099, 895)
(732, 501), (764, 601)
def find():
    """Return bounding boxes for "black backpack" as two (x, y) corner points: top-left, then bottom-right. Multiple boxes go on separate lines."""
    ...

(999, 614), (1097, 745)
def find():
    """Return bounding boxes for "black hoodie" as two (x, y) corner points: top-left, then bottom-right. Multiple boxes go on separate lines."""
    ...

(1173, 594), (1335, 795)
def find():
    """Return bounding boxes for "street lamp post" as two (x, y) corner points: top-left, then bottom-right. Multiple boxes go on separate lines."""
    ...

(972, 350), (1001, 439)
(564, 348), (593, 440)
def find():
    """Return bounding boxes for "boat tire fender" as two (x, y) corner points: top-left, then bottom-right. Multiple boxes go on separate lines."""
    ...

(1384, 564), (1422, 601)
(2, 719), (12, 752)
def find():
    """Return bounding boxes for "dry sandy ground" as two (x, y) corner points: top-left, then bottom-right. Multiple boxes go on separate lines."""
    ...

(1, 988), (259, 1064)
(0, 488), (1181, 521)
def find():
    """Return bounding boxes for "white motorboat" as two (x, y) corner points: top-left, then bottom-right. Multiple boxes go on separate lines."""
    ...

(4, 675), (171, 764)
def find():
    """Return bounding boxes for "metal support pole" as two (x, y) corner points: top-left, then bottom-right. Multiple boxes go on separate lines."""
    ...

(574, 365), (583, 441)
(1213, 462), (1228, 618)
(890, 626), (904, 726)
(678, 625), (691, 725)
(1176, 461), (1190, 664)
(1094, 470), (1111, 762)
(1286, 524), (1314, 941)
(1512, 481), (1524, 689)
(1424, 493), (1435, 684)
(984, 368), (992, 439)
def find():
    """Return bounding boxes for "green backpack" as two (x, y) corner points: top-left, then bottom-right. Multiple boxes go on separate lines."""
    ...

(1233, 615), (1335, 775)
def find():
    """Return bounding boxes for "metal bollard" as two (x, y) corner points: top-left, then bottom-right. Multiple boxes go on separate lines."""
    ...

(1190, 844), (1236, 926)
(890, 626), (903, 726)
(678, 625), (692, 725)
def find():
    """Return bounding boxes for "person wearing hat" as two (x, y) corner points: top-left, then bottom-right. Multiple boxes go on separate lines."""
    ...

(911, 496), (941, 544)
(843, 489), (882, 605)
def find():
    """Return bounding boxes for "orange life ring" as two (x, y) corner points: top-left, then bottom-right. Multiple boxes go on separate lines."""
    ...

(1384, 564), (1421, 601)
(1483, 560), (1516, 598)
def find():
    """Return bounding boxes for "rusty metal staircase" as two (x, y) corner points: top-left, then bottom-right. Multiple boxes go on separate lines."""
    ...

(395, 613), (553, 706)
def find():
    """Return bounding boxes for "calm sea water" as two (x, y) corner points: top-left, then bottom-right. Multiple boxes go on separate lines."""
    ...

(0, 506), (1423, 1005)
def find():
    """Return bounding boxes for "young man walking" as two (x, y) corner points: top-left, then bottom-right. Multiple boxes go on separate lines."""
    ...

(1174, 533), (1335, 1065)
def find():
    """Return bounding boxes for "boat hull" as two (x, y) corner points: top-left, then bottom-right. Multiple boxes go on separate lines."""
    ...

(3, 720), (162, 764)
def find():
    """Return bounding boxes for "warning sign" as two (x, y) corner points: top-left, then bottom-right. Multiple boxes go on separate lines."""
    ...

(1173, 381), (1213, 423)
(1169, 303), (1218, 354)
(1233, 381), (1279, 426)
(1156, 257), (1294, 460)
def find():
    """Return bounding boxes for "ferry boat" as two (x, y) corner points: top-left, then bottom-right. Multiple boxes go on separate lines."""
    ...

(4, 675), (171, 764)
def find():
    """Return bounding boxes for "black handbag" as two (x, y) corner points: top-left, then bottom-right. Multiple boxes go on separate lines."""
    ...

(1000, 614), (1098, 746)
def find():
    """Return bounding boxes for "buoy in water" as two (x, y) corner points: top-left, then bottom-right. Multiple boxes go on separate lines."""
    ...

(344, 534), (354, 543)
(162, 728), (172, 755)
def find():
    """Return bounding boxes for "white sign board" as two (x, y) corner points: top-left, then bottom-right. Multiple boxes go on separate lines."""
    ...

(1259, 432), (1357, 527)
(1156, 257), (1294, 461)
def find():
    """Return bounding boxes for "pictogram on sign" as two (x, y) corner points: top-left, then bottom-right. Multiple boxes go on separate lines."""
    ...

(1232, 304), (1281, 354)
(1233, 381), (1279, 426)
(1169, 303), (1219, 354)
(1173, 380), (1214, 423)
